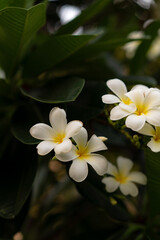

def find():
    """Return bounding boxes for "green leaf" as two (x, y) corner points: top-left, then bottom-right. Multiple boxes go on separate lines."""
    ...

(144, 148), (160, 217)
(0, 0), (26, 10)
(0, 139), (37, 219)
(56, 0), (111, 35)
(23, 34), (95, 77)
(0, 3), (46, 77)
(20, 77), (85, 103)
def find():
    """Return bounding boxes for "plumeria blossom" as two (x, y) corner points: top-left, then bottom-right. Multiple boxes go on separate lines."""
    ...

(102, 78), (132, 107)
(123, 88), (160, 131)
(102, 79), (160, 131)
(30, 107), (83, 155)
(138, 123), (160, 152)
(102, 156), (147, 197)
(55, 127), (108, 182)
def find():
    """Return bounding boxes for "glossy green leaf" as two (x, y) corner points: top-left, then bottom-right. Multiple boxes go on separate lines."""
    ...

(23, 34), (95, 77)
(20, 77), (85, 103)
(0, 0), (26, 9)
(0, 3), (46, 77)
(56, 0), (111, 35)
(0, 139), (37, 219)
(144, 148), (160, 217)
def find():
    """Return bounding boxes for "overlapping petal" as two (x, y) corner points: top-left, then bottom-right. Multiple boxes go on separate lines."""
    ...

(146, 109), (160, 126)
(55, 145), (78, 162)
(117, 156), (133, 176)
(138, 123), (155, 136)
(102, 177), (119, 192)
(54, 139), (72, 154)
(86, 154), (108, 175)
(147, 138), (160, 152)
(126, 90), (145, 106)
(144, 89), (160, 109)
(128, 171), (147, 185)
(36, 140), (56, 155)
(73, 127), (88, 148)
(102, 94), (120, 104)
(30, 123), (55, 140)
(87, 135), (107, 153)
(125, 114), (146, 131)
(120, 182), (138, 197)
(49, 107), (67, 133)
(69, 159), (88, 182)
(65, 120), (83, 139)
(110, 105), (130, 120)
(107, 79), (127, 100)
(107, 162), (118, 176)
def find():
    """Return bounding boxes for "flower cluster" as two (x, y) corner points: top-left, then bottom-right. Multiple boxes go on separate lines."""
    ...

(30, 107), (108, 182)
(30, 107), (147, 198)
(102, 78), (160, 152)
(102, 156), (147, 197)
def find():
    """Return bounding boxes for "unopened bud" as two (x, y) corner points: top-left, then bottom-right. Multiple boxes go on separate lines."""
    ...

(98, 136), (108, 142)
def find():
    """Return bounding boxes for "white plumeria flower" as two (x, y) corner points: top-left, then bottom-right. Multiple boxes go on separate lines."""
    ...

(30, 107), (83, 155)
(102, 79), (160, 131)
(138, 123), (160, 152)
(102, 156), (147, 197)
(102, 78), (132, 106)
(123, 88), (160, 131)
(55, 127), (108, 182)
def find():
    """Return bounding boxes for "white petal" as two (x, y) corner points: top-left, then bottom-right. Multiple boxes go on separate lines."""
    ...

(137, 123), (155, 136)
(86, 135), (107, 153)
(102, 177), (119, 192)
(144, 89), (160, 109)
(86, 154), (108, 175)
(128, 171), (147, 185)
(55, 145), (78, 162)
(119, 102), (136, 113)
(125, 114), (146, 131)
(69, 159), (88, 182)
(131, 84), (149, 92)
(30, 123), (55, 140)
(126, 90), (144, 106)
(147, 138), (160, 152)
(146, 109), (160, 126)
(120, 182), (138, 197)
(117, 156), (133, 176)
(107, 79), (127, 100)
(102, 94), (120, 104)
(110, 105), (130, 120)
(54, 139), (72, 154)
(49, 107), (67, 133)
(36, 140), (56, 155)
(107, 162), (118, 176)
(73, 127), (88, 148)
(65, 120), (83, 139)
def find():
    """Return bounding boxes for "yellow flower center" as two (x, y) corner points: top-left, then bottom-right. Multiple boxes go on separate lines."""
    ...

(135, 103), (148, 116)
(76, 146), (90, 160)
(115, 172), (128, 184)
(121, 96), (132, 105)
(53, 133), (65, 144)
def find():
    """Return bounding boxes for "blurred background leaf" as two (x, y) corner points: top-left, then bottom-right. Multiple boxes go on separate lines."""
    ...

(0, 3), (46, 78)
